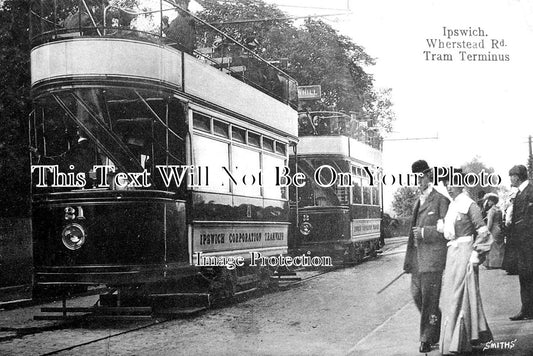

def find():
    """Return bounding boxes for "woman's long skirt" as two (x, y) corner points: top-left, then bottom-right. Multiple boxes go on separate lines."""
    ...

(484, 227), (504, 268)
(484, 240), (505, 268)
(440, 238), (493, 355)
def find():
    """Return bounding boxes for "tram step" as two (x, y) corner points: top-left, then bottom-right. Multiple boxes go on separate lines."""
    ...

(236, 274), (260, 285)
(33, 314), (88, 321)
(154, 306), (208, 317)
(34, 314), (154, 321)
(272, 271), (298, 276)
(234, 287), (258, 297)
(40, 306), (152, 314)
(270, 276), (301, 281)
(150, 292), (211, 309)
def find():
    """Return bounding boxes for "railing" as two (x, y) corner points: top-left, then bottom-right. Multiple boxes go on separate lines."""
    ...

(29, 0), (298, 107)
(298, 111), (383, 150)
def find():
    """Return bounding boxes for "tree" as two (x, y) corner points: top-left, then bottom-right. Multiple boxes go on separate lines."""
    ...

(196, 0), (294, 46)
(461, 156), (497, 204)
(196, 0), (395, 134)
(392, 186), (418, 217)
(0, 0), (31, 217)
(285, 19), (375, 113)
(367, 88), (396, 133)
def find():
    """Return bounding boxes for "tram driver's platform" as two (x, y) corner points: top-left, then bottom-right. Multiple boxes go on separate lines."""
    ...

(348, 267), (533, 356)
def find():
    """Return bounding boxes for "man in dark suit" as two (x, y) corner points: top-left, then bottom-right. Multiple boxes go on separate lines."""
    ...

(508, 165), (533, 321)
(403, 160), (450, 353)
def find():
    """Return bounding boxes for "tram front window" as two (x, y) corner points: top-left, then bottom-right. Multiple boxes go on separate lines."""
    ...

(30, 88), (186, 191)
(295, 158), (351, 208)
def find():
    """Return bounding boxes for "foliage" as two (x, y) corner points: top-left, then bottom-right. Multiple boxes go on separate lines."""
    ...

(461, 156), (497, 203)
(196, 0), (293, 45)
(391, 186), (418, 218)
(0, 0), (396, 217)
(528, 153), (533, 180)
(367, 88), (396, 133)
(0, 0), (31, 216)
(497, 184), (514, 211)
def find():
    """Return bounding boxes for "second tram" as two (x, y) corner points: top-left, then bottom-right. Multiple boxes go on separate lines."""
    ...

(290, 111), (383, 264)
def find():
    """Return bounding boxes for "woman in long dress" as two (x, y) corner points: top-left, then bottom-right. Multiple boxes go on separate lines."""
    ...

(482, 193), (504, 269)
(439, 175), (493, 355)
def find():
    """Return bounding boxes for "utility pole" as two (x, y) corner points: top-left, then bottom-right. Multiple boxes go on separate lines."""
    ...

(527, 135), (533, 179)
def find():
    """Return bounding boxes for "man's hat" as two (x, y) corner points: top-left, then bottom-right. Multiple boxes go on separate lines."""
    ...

(509, 165), (528, 180)
(411, 160), (431, 174)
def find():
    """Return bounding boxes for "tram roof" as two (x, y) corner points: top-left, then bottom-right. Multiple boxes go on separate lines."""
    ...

(31, 0), (298, 139)
(294, 135), (383, 167)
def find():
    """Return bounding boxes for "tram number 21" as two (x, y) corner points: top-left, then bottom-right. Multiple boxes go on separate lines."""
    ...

(64, 206), (85, 220)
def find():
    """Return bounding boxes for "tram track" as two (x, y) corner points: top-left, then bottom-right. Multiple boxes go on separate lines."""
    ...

(39, 319), (164, 356)
(0, 250), (402, 355)
(40, 239), (409, 355)
(13, 265), (345, 355)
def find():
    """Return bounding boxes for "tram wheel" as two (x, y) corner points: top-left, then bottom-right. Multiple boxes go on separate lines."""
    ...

(344, 244), (363, 265)
(207, 268), (236, 301)
(257, 266), (273, 289)
(370, 241), (380, 258)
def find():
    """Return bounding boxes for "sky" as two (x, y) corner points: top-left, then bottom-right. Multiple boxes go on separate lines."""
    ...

(138, 0), (532, 211)
(262, 0), (533, 211)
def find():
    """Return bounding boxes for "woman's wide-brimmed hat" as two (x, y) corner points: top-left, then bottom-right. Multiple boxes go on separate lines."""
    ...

(483, 192), (499, 204)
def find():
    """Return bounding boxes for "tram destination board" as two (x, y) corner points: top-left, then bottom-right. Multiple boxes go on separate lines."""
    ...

(297, 85), (322, 100)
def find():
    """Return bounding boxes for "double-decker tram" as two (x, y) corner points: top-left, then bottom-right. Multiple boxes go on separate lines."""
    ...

(28, 0), (298, 316)
(290, 111), (383, 264)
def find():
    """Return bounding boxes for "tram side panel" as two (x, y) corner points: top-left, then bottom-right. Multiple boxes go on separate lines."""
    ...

(33, 194), (189, 286)
(292, 207), (350, 261)
(187, 113), (292, 264)
(292, 207), (381, 263)
(350, 205), (382, 257)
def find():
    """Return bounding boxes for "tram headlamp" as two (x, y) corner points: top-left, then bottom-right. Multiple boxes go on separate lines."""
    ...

(62, 223), (86, 250)
(299, 222), (312, 236)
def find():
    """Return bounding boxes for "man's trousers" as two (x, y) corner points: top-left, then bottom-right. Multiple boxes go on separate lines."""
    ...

(411, 271), (443, 343)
